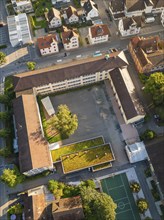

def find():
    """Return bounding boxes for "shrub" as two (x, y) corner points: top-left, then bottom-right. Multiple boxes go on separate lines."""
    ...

(137, 198), (149, 214)
(130, 181), (141, 193)
(8, 203), (23, 215)
(140, 129), (156, 141)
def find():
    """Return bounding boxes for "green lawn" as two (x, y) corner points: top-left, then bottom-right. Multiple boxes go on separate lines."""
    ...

(51, 137), (104, 162)
(61, 144), (115, 173)
(33, 0), (52, 17)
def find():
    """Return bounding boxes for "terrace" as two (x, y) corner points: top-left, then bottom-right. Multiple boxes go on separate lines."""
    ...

(61, 144), (115, 174)
(51, 136), (104, 163)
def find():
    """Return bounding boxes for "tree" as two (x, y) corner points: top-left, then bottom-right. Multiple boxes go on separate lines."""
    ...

(27, 61), (36, 70)
(80, 179), (96, 189)
(144, 72), (164, 106)
(8, 203), (23, 215)
(0, 129), (11, 138)
(48, 105), (78, 137)
(0, 94), (10, 104)
(0, 112), (11, 120)
(1, 168), (18, 187)
(0, 52), (6, 65)
(140, 129), (156, 141)
(137, 198), (149, 214)
(0, 147), (12, 157)
(130, 181), (141, 193)
(81, 187), (117, 220)
(48, 180), (65, 199)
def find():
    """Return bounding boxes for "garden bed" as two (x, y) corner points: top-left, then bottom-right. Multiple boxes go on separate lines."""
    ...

(51, 136), (104, 162)
(92, 162), (112, 172)
(61, 144), (115, 174)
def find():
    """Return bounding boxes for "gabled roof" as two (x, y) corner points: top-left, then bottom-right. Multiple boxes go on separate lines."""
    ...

(125, 0), (145, 12)
(90, 24), (111, 38)
(152, 0), (164, 8)
(46, 7), (61, 22)
(61, 29), (78, 44)
(122, 16), (141, 30)
(13, 94), (52, 173)
(52, 196), (84, 220)
(83, 0), (98, 14)
(66, 6), (78, 19)
(37, 34), (58, 49)
(110, 0), (125, 12)
(13, 51), (129, 93)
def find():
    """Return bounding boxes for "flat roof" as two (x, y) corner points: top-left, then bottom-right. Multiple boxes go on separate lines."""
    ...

(13, 94), (52, 173)
(61, 144), (115, 174)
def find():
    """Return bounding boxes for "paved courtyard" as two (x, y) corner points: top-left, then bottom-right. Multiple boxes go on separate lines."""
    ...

(50, 83), (128, 166)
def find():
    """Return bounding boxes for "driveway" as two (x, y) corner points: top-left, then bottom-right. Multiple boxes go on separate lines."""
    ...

(50, 83), (128, 166)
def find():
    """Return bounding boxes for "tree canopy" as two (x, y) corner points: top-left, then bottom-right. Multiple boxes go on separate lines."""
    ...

(48, 104), (78, 137)
(0, 52), (6, 65)
(137, 198), (149, 214)
(27, 61), (36, 70)
(144, 72), (164, 106)
(81, 187), (117, 220)
(8, 203), (23, 215)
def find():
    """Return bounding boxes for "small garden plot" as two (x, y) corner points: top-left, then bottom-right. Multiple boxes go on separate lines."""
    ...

(92, 162), (112, 172)
(61, 144), (115, 174)
(51, 136), (104, 162)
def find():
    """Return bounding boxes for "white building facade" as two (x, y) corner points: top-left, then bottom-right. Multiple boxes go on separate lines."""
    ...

(11, 0), (33, 13)
(46, 8), (62, 28)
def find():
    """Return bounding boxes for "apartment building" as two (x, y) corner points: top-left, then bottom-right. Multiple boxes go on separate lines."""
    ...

(7, 13), (32, 47)
(37, 34), (59, 56)
(128, 35), (164, 73)
(11, 0), (33, 13)
(88, 24), (110, 44)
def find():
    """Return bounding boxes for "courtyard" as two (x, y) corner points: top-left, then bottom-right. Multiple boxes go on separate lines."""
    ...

(48, 83), (128, 166)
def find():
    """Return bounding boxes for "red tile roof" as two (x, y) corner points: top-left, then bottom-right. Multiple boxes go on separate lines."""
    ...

(90, 24), (110, 38)
(37, 34), (58, 49)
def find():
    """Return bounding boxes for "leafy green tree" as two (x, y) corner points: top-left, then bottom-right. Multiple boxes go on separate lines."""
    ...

(0, 94), (10, 104)
(144, 72), (164, 105)
(48, 105), (78, 137)
(140, 129), (156, 141)
(0, 52), (6, 65)
(0, 147), (12, 157)
(137, 198), (149, 214)
(8, 203), (23, 215)
(130, 181), (141, 193)
(81, 187), (117, 220)
(27, 61), (36, 70)
(48, 180), (65, 199)
(80, 179), (96, 189)
(0, 112), (11, 120)
(0, 129), (11, 138)
(63, 185), (80, 198)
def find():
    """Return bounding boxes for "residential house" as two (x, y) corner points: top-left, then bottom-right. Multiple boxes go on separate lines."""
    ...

(11, 0), (33, 13)
(128, 35), (164, 73)
(118, 16), (142, 36)
(7, 13), (32, 47)
(62, 6), (79, 24)
(45, 8), (62, 28)
(161, 10), (164, 26)
(61, 28), (79, 50)
(37, 34), (59, 56)
(109, 0), (163, 20)
(83, 0), (99, 21)
(52, 196), (85, 220)
(13, 94), (53, 176)
(88, 24), (110, 45)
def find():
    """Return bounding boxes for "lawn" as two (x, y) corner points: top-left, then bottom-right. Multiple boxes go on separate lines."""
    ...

(61, 144), (115, 174)
(51, 136), (104, 162)
(33, 0), (52, 17)
(30, 16), (47, 29)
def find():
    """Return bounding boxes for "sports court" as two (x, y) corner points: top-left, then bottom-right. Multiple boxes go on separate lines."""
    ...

(101, 173), (141, 220)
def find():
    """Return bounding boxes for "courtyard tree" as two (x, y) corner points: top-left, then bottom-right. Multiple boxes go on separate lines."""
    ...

(0, 94), (10, 104)
(130, 181), (141, 193)
(0, 52), (6, 65)
(0, 128), (11, 138)
(8, 203), (23, 215)
(80, 179), (96, 189)
(137, 198), (149, 214)
(48, 180), (65, 199)
(27, 61), (36, 70)
(140, 129), (156, 141)
(0, 112), (11, 120)
(48, 104), (78, 137)
(81, 187), (117, 220)
(0, 147), (12, 157)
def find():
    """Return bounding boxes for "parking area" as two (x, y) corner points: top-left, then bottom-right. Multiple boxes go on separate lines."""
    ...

(0, 25), (9, 45)
(50, 83), (128, 166)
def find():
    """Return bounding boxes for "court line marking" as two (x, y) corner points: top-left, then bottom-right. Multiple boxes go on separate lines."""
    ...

(121, 174), (136, 220)
(117, 208), (132, 215)
(114, 196), (128, 202)
(107, 184), (125, 191)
